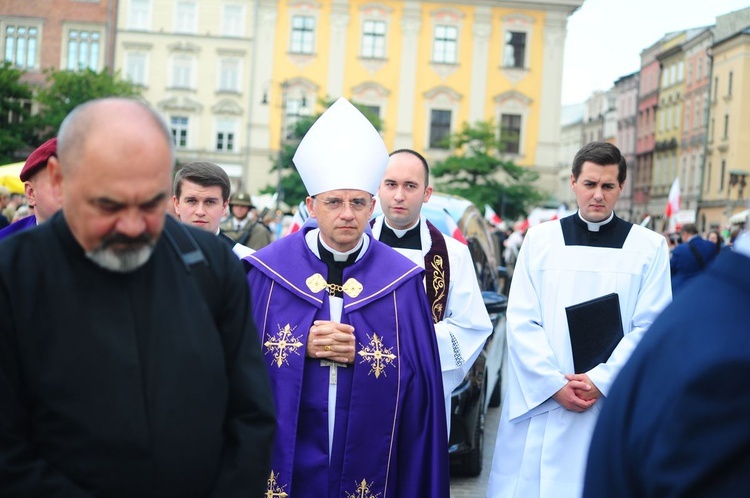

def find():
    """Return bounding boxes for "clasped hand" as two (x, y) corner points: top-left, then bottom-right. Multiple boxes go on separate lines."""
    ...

(553, 373), (602, 412)
(307, 320), (356, 364)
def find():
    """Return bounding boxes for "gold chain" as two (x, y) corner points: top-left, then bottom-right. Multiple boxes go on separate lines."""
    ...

(327, 283), (343, 296)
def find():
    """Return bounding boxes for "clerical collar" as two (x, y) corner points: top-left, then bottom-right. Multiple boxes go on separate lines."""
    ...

(316, 237), (363, 297)
(577, 210), (614, 232)
(318, 236), (364, 262)
(380, 219), (421, 250)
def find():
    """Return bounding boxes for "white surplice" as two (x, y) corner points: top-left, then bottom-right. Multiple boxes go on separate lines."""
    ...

(488, 214), (671, 498)
(372, 215), (493, 433)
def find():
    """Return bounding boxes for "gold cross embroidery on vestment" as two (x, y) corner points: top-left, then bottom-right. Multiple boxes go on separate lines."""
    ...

(266, 470), (289, 498)
(357, 333), (397, 379)
(345, 478), (380, 498)
(264, 323), (304, 368)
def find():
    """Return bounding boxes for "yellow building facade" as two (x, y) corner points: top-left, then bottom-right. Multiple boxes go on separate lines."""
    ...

(115, 0), (583, 198)
(650, 31), (686, 217)
(700, 29), (750, 230)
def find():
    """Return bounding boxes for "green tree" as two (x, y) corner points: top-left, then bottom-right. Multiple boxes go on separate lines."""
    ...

(0, 62), (34, 164)
(33, 68), (140, 141)
(431, 120), (546, 221)
(261, 99), (382, 210)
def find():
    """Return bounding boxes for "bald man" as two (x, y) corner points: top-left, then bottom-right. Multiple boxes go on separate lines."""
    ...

(0, 98), (275, 497)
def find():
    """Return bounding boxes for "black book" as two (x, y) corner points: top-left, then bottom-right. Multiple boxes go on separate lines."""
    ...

(565, 293), (624, 374)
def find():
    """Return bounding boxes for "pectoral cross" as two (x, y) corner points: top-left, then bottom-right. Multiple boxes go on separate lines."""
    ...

(320, 360), (347, 385)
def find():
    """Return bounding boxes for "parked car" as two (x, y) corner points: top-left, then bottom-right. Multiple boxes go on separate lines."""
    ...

(420, 192), (507, 477)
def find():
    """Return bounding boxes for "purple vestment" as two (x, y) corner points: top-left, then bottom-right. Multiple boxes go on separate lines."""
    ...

(245, 227), (449, 498)
(0, 215), (36, 242)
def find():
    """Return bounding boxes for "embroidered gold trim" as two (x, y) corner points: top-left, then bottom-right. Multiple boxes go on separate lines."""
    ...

(307, 274), (364, 298)
(430, 254), (446, 324)
(264, 323), (304, 368)
(306, 273), (327, 293)
(357, 333), (397, 379)
(342, 278), (363, 298)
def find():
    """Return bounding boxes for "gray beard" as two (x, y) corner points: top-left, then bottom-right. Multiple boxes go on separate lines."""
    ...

(86, 243), (155, 273)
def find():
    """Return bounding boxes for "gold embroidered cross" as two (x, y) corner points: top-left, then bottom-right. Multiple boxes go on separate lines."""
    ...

(266, 470), (289, 498)
(345, 478), (380, 498)
(264, 324), (303, 368)
(357, 333), (397, 379)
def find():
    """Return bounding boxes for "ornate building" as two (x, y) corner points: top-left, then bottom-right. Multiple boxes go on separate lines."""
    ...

(114, 0), (583, 198)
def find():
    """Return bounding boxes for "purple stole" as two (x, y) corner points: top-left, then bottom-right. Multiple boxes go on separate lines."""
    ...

(0, 215), (36, 242)
(246, 228), (449, 498)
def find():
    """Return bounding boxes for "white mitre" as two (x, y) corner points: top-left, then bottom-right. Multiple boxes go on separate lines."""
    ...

(293, 97), (388, 196)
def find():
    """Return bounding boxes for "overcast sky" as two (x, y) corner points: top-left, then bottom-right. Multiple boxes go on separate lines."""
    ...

(561, 0), (750, 105)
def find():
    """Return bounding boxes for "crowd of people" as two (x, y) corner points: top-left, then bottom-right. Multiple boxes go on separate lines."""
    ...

(1, 97), (748, 497)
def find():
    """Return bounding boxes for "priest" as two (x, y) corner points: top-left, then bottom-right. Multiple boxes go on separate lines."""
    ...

(488, 141), (672, 498)
(244, 98), (449, 498)
(371, 148), (492, 433)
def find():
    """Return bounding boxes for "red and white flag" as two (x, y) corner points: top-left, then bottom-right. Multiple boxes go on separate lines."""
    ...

(283, 202), (308, 236)
(444, 209), (468, 245)
(484, 204), (503, 226)
(665, 178), (681, 218)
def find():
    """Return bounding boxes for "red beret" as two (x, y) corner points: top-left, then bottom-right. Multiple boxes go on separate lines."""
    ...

(20, 137), (57, 182)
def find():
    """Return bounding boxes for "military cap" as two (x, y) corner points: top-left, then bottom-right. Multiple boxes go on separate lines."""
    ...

(229, 192), (254, 207)
(20, 137), (57, 182)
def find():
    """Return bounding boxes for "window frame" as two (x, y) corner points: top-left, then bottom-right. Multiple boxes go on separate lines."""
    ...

(290, 15), (315, 55)
(429, 109), (452, 149)
(170, 116), (189, 149)
(361, 19), (386, 59)
(432, 24), (458, 64)
(3, 22), (40, 70)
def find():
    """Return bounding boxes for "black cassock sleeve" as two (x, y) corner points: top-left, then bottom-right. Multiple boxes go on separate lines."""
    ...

(208, 247), (276, 497)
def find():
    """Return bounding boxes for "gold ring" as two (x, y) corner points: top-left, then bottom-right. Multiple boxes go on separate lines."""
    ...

(324, 345), (332, 352)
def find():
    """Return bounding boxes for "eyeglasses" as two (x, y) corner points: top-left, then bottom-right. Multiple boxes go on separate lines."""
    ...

(315, 197), (371, 212)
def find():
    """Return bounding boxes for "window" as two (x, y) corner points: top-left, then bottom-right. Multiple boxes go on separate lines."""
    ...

(504, 31), (526, 69)
(429, 109), (451, 149)
(175, 1), (197, 34)
(222, 4), (244, 36)
(171, 116), (189, 148)
(218, 58), (239, 92)
(361, 20), (385, 59)
(4, 24), (38, 69)
(728, 71), (733, 96)
(694, 95), (701, 128)
(216, 119), (235, 151)
(720, 160), (726, 192)
(432, 25), (457, 64)
(361, 105), (380, 120)
(129, 0), (151, 30)
(172, 55), (194, 88)
(677, 61), (684, 82)
(66, 30), (101, 71)
(283, 97), (306, 140)
(125, 52), (147, 85)
(723, 114), (729, 139)
(500, 114), (522, 154)
(290, 16), (314, 54)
